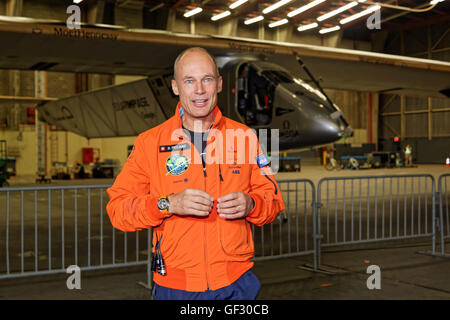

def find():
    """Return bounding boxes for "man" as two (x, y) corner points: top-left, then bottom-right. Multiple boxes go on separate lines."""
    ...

(106, 47), (285, 300)
(404, 144), (412, 167)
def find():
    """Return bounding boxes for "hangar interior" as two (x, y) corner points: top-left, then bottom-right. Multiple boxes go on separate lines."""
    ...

(0, 0), (449, 180)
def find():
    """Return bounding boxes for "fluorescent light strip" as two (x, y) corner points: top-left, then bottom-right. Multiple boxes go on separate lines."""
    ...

(184, 7), (203, 18)
(319, 25), (341, 34)
(262, 0), (293, 14)
(269, 18), (289, 28)
(297, 22), (318, 31)
(229, 0), (249, 9)
(340, 5), (380, 24)
(317, 2), (358, 21)
(288, 0), (327, 18)
(73, 0), (84, 4)
(244, 15), (264, 25)
(211, 10), (231, 21)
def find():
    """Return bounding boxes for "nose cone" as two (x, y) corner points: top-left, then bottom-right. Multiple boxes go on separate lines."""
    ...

(276, 83), (351, 147)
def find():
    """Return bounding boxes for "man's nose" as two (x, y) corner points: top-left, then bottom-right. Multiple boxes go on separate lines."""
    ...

(194, 81), (205, 94)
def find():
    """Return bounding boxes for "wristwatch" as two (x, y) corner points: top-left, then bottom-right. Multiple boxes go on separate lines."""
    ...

(157, 197), (171, 217)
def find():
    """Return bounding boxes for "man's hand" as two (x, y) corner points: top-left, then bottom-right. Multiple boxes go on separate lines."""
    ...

(217, 192), (254, 220)
(167, 189), (214, 217)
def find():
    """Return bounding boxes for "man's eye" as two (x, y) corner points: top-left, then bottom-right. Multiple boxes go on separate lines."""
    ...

(204, 77), (213, 83)
(185, 79), (193, 84)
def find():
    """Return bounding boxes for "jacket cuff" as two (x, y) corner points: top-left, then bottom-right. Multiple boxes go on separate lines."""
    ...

(145, 196), (167, 223)
(246, 193), (261, 219)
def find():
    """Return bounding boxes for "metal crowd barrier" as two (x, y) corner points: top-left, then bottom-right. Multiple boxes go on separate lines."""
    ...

(437, 174), (450, 255)
(2, 173), (447, 282)
(316, 174), (437, 267)
(252, 179), (317, 269)
(0, 185), (150, 280)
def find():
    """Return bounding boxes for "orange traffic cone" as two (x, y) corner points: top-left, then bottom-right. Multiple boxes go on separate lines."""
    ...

(446, 157), (450, 167)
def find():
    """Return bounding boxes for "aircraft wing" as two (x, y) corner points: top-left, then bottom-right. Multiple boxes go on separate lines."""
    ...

(37, 78), (168, 138)
(1, 16), (449, 99)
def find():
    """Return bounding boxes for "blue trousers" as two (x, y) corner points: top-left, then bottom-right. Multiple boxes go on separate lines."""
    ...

(152, 269), (261, 300)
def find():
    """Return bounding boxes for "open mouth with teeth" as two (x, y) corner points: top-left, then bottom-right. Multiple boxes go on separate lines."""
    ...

(192, 99), (209, 108)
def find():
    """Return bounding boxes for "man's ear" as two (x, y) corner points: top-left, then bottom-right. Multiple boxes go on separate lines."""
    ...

(171, 79), (179, 96)
(217, 76), (223, 93)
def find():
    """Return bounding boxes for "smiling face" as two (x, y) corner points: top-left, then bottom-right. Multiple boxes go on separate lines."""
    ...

(171, 49), (222, 131)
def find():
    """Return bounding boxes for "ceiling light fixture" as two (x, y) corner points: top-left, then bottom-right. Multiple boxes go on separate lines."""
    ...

(184, 7), (203, 18)
(340, 5), (380, 24)
(244, 15), (264, 25)
(297, 22), (319, 31)
(288, 0), (327, 18)
(319, 25), (341, 34)
(317, 2), (358, 21)
(229, 0), (249, 9)
(268, 18), (289, 28)
(211, 10), (231, 21)
(262, 0), (293, 15)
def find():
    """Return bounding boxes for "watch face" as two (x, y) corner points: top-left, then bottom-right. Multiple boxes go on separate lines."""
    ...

(157, 198), (169, 211)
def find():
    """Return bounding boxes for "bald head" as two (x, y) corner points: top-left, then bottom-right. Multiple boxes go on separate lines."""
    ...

(173, 47), (219, 80)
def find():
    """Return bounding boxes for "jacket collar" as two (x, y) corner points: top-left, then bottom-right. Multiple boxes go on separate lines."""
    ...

(173, 102), (224, 138)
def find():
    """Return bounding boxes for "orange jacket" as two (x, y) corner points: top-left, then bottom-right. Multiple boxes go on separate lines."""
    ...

(106, 103), (285, 291)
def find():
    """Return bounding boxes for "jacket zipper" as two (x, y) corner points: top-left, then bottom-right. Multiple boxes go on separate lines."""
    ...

(263, 171), (278, 195)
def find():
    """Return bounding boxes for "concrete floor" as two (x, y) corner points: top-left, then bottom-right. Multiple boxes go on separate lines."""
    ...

(0, 241), (448, 300)
(1, 164), (449, 300)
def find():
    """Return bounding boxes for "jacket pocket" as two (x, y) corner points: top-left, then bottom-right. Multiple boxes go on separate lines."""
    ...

(218, 218), (254, 256)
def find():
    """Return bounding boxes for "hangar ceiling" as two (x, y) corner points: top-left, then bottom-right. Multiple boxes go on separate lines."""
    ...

(113, 0), (450, 40)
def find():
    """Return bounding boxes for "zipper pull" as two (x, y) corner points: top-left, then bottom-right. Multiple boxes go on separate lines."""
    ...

(219, 165), (224, 181)
(203, 167), (207, 177)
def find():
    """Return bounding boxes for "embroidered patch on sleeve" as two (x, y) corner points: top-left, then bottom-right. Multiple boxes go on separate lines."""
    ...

(256, 154), (270, 168)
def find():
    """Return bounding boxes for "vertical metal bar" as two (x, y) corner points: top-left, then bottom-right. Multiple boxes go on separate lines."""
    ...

(404, 177), (407, 236)
(374, 178), (378, 240)
(425, 178), (428, 234)
(270, 213), (274, 256)
(100, 188), (103, 266)
(261, 223), (265, 257)
(382, 178), (385, 239)
(48, 189), (52, 271)
(326, 180), (330, 243)
(124, 231), (128, 263)
(351, 179), (354, 242)
(296, 181), (299, 252)
(74, 189), (78, 266)
(367, 179), (370, 240)
(359, 178), (362, 241)
(279, 196), (282, 255)
(418, 177), (421, 235)
(62, 189), (65, 269)
(411, 176), (415, 235)
(35, 190), (38, 272)
(303, 182), (307, 250)
(397, 177), (400, 237)
(389, 177), (393, 239)
(445, 178), (449, 236)
(287, 182), (291, 253)
(136, 230), (139, 263)
(6, 191), (10, 274)
(334, 180), (338, 243)
(21, 190), (24, 273)
(343, 180), (346, 242)
(88, 188), (91, 267)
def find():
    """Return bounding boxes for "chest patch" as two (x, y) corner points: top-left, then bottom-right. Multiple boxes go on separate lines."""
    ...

(165, 153), (190, 176)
